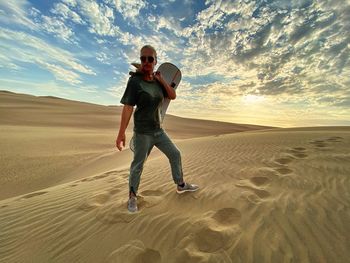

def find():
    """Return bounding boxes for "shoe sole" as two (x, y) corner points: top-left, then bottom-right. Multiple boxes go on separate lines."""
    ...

(176, 188), (199, 194)
(128, 209), (138, 213)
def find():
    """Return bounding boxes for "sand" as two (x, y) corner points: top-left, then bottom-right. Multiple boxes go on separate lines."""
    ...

(0, 91), (268, 200)
(1, 91), (350, 262)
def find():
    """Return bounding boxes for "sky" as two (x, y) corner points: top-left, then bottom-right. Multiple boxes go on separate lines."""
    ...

(0, 0), (349, 127)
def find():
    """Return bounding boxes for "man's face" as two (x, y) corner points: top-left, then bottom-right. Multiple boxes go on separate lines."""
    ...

(140, 48), (156, 73)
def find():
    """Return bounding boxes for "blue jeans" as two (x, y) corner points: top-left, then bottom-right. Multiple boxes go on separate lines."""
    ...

(129, 129), (184, 195)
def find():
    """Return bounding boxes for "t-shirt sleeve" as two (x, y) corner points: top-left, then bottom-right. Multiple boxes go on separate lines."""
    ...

(120, 77), (138, 106)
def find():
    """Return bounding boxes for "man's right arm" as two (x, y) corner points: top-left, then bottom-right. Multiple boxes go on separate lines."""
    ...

(116, 105), (134, 151)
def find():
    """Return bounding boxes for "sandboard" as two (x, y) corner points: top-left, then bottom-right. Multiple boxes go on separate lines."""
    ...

(129, 62), (182, 152)
(157, 62), (182, 121)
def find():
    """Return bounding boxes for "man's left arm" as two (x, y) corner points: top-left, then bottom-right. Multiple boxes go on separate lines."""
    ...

(154, 72), (176, 100)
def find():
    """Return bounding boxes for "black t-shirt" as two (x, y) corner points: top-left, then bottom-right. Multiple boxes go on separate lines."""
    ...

(120, 73), (167, 134)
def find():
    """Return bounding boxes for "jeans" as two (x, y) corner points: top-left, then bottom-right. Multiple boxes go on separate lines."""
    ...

(129, 129), (183, 194)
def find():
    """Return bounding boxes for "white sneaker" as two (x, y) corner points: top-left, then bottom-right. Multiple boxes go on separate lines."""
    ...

(176, 183), (199, 194)
(127, 196), (138, 212)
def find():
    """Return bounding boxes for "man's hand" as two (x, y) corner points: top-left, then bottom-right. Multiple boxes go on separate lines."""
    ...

(116, 133), (126, 151)
(153, 71), (164, 83)
(154, 71), (176, 99)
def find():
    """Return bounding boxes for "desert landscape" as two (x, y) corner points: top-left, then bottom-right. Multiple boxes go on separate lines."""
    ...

(0, 90), (349, 263)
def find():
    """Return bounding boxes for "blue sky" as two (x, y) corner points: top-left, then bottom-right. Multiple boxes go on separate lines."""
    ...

(0, 0), (349, 127)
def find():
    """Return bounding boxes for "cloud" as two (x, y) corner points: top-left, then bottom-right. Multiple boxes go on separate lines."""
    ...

(114, 0), (147, 22)
(0, 53), (22, 71)
(0, 0), (38, 30)
(42, 62), (82, 84)
(62, 0), (78, 7)
(96, 52), (112, 64)
(153, 0), (349, 126)
(333, 97), (350, 107)
(105, 71), (130, 99)
(0, 0), (79, 43)
(197, 3), (226, 29)
(156, 16), (183, 36)
(0, 28), (95, 85)
(180, 0), (349, 103)
(78, 0), (118, 36)
(51, 2), (86, 25)
(40, 15), (76, 43)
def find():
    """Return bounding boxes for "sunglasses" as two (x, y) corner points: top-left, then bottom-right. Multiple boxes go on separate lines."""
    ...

(140, 56), (155, 63)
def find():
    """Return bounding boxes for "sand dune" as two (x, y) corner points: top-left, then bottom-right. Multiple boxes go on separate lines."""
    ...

(0, 91), (350, 263)
(1, 125), (350, 262)
(0, 91), (270, 200)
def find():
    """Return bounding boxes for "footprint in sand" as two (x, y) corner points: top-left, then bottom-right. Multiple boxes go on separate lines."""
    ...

(275, 156), (294, 165)
(96, 205), (137, 224)
(107, 240), (161, 263)
(194, 227), (230, 253)
(21, 191), (48, 199)
(292, 152), (308, 158)
(272, 146), (311, 176)
(77, 192), (110, 211)
(235, 170), (273, 203)
(174, 208), (241, 261)
(293, 147), (307, 151)
(235, 180), (271, 200)
(211, 207), (242, 226)
(197, 210), (242, 251)
(271, 154), (295, 176)
(326, 136), (343, 142)
(288, 147), (308, 158)
(249, 176), (271, 186)
(257, 167), (279, 178)
(95, 194), (157, 225)
(310, 140), (328, 149)
(250, 151), (297, 200)
(309, 136), (344, 150)
(78, 192), (140, 224)
(275, 167), (293, 175)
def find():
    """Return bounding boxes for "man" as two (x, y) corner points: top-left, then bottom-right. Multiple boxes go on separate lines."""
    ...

(116, 45), (199, 212)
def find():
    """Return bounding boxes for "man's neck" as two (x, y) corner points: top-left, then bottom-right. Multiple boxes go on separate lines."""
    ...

(143, 72), (154, 81)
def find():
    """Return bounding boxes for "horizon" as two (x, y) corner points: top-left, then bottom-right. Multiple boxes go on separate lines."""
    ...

(1, 89), (273, 127)
(1, 0), (349, 127)
(3, 89), (350, 129)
